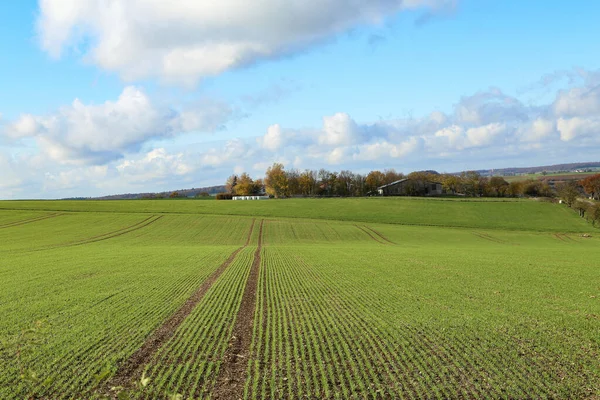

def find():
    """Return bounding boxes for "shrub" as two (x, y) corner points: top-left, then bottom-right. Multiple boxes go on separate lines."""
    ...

(216, 193), (233, 200)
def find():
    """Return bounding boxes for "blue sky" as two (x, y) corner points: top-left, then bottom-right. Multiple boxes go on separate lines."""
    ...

(1, 0), (600, 198)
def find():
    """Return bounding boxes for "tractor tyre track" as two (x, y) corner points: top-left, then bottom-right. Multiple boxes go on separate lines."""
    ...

(473, 232), (506, 244)
(212, 220), (263, 400)
(364, 226), (395, 244)
(355, 225), (385, 244)
(0, 213), (62, 229)
(32, 216), (164, 252)
(67, 215), (163, 247)
(101, 219), (256, 396)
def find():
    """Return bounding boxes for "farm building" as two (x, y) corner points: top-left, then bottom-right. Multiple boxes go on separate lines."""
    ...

(378, 179), (443, 196)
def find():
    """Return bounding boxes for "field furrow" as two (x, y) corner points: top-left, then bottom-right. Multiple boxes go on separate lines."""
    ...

(102, 218), (256, 395)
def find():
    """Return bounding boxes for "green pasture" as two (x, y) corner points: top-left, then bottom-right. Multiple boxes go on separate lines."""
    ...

(0, 197), (592, 232)
(0, 199), (597, 398)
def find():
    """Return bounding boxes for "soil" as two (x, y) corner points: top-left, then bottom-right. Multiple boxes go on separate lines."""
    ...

(100, 218), (256, 397)
(211, 219), (263, 400)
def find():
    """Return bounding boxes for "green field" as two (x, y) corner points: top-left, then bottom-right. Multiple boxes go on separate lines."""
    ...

(0, 199), (598, 399)
(502, 171), (598, 182)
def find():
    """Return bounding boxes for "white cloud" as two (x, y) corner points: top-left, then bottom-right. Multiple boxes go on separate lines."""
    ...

(5, 68), (600, 199)
(258, 124), (284, 151)
(6, 114), (40, 138)
(553, 86), (600, 117)
(1, 86), (232, 165)
(44, 165), (108, 191)
(319, 112), (361, 146)
(455, 88), (527, 125)
(37, 0), (452, 85)
(200, 138), (251, 168)
(465, 122), (506, 147)
(518, 118), (556, 142)
(0, 154), (24, 192)
(116, 148), (192, 182)
(557, 117), (600, 141)
(434, 124), (465, 149)
(353, 137), (421, 161)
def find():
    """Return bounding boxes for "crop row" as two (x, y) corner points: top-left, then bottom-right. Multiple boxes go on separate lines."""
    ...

(136, 247), (257, 398)
(0, 214), (248, 399)
(242, 233), (599, 399)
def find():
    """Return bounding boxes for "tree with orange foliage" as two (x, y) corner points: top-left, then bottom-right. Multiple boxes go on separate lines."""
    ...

(580, 174), (600, 200)
(264, 163), (289, 198)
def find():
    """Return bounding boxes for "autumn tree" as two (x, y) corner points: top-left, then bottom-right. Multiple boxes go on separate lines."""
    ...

(461, 171), (487, 197)
(365, 170), (385, 193)
(335, 170), (355, 196)
(522, 179), (553, 197)
(235, 173), (258, 195)
(573, 200), (588, 218)
(507, 181), (525, 197)
(587, 203), (600, 226)
(580, 174), (600, 200)
(298, 170), (317, 196)
(286, 169), (301, 196)
(264, 163), (289, 198)
(383, 169), (404, 184)
(439, 174), (461, 194)
(254, 178), (264, 194)
(352, 173), (366, 196)
(225, 174), (238, 194)
(556, 181), (580, 207)
(317, 169), (337, 196)
(489, 176), (509, 197)
(407, 171), (437, 182)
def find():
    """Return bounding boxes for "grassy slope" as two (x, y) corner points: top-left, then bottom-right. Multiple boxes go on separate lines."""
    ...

(0, 197), (594, 232)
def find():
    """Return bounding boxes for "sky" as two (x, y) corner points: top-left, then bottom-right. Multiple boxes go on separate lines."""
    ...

(1, 1), (600, 199)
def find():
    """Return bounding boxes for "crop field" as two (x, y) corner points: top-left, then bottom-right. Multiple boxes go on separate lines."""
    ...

(0, 199), (598, 399)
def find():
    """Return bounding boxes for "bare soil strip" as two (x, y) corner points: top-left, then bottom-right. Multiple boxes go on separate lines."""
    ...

(364, 226), (396, 244)
(0, 212), (62, 229)
(101, 219), (256, 396)
(355, 225), (385, 244)
(211, 219), (263, 400)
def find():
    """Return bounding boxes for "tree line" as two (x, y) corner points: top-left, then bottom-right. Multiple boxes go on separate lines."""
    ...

(224, 163), (600, 201)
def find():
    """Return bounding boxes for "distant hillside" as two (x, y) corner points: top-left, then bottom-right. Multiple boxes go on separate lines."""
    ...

(93, 185), (226, 200)
(472, 162), (600, 176)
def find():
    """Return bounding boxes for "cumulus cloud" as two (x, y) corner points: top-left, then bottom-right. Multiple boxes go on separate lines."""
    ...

(553, 85), (600, 117)
(254, 70), (600, 168)
(556, 117), (600, 141)
(0, 154), (24, 192)
(319, 113), (362, 146)
(37, 0), (453, 85)
(4, 67), (600, 199)
(455, 88), (528, 125)
(1, 86), (232, 165)
(258, 124), (284, 151)
(116, 148), (192, 181)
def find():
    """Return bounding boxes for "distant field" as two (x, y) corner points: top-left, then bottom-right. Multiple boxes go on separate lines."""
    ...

(503, 171), (598, 182)
(0, 199), (598, 399)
